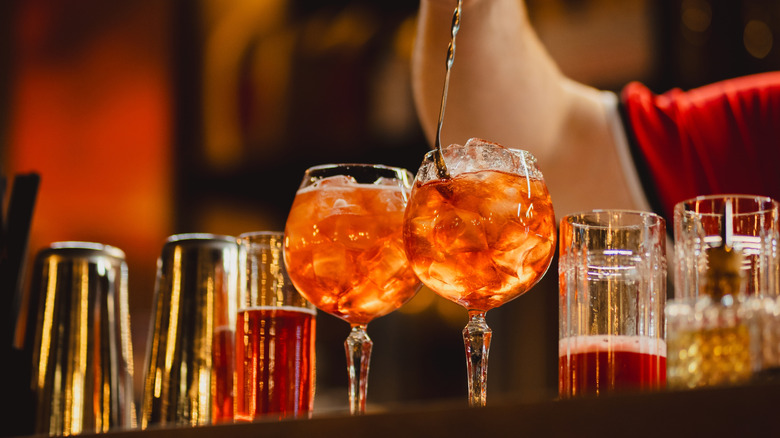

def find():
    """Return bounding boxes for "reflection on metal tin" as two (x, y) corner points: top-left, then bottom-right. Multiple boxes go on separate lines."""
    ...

(30, 242), (136, 435)
(141, 234), (238, 428)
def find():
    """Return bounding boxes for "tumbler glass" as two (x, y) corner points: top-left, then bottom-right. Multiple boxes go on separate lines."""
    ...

(559, 210), (667, 397)
(674, 194), (780, 299)
(141, 234), (238, 427)
(234, 231), (316, 421)
(30, 242), (136, 435)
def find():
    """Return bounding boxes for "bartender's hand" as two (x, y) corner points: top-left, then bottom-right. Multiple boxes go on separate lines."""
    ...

(411, 0), (641, 216)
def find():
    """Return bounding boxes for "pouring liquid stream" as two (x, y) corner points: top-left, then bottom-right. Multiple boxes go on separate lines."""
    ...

(433, 0), (463, 179)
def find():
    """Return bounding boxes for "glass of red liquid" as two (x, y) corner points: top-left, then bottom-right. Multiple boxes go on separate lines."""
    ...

(558, 211), (667, 398)
(235, 231), (317, 421)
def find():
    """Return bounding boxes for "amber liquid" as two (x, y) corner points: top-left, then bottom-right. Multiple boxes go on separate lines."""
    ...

(284, 180), (420, 324)
(403, 169), (556, 311)
(666, 324), (752, 389)
(559, 336), (667, 397)
(234, 307), (316, 421)
(212, 326), (234, 423)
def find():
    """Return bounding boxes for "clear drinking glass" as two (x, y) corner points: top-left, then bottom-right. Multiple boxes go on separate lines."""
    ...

(235, 231), (316, 421)
(674, 194), (780, 300)
(283, 164), (421, 415)
(403, 138), (557, 407)
(667, 195), (780, 388)
(558, 210), (667, 397)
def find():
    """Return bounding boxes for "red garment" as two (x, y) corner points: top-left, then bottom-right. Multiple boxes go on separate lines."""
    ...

(620, 72), (780, 221)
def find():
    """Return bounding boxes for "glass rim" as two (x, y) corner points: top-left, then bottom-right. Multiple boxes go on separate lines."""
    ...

(238, 230), (284, 240)
(561, 209), (665, 229)
(237, 231), (285, 251)
(305, 162), (412, 175)
(236, 231), (315, 312)
(301, 162), (414, 188)
(423, 142), (537, 161)
(43, 241), (126, 260)
(163, 233), (238, 251)
(674, 194), (779, 216)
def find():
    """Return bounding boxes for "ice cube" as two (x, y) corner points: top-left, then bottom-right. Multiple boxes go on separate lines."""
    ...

(311, 242), (354, 292)
(516, 264), (543, 290)
(524, 201), (555, 232)
(491, 221), (533, 252)
(374, 177), (403, 187)
(405, 215), (446, 262)
(427, 252), (502, 298)
(433, 208), (488, 254)
(359, 239), (409, 290)
(316, 213), (379, 250)
(313, 175), (358, 188)
(490, 232), (540, 276)
(439, 143), (468, 176)
(480, 199), (526, 239)
(426, 260), (461, 295)
(337, 280), (385, 321)
(406, 214), (434, 237)
(524, 235), (554, 265)
(459, 252), (503, 292)
(465, 137), (503, 148)
(316, 186), (366, 217)
(492, 233), (554, 284)
(364, 185), (408, 214)
(464, 138), (511, 171)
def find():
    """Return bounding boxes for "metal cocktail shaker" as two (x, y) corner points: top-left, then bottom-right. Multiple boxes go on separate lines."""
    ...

(30, 242), (136, 436)
(141, 234), (238, 428)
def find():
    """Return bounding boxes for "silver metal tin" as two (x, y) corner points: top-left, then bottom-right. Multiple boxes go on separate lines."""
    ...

(140, 233), (238, 428)
(30, 241), (136, 435)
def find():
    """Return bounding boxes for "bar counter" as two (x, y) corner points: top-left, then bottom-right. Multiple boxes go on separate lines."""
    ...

(23, 382), (780, 438)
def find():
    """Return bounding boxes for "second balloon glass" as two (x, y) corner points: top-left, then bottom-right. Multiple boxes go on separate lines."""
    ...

(283, 163), (421, 415)
(403, 139), (557, 407)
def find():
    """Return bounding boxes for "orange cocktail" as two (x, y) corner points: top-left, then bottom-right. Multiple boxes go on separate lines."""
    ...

(283, 164), (420, 414)
(404, 167), (555, 311)
(403, 138), (556, 407)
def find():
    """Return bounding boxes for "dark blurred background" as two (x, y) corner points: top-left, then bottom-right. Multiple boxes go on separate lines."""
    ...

(1, 0), (779, 415)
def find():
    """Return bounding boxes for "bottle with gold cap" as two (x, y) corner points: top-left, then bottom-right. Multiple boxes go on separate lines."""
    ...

(666, 200), (758, 389)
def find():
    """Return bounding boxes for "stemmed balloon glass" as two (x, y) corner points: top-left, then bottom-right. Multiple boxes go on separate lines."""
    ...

(403, 138), (556, 407)
(283, 163), (421, 415)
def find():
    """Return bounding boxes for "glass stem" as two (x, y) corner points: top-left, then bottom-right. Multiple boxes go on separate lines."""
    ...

(345, 324), (373, 415)
(463, 311), (491, 407)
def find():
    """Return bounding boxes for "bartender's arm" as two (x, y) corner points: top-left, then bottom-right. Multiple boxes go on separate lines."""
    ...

(411, 0), (645, 216)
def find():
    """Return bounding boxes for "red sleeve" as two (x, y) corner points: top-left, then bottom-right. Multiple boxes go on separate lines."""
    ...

(620, 72), (780, 220)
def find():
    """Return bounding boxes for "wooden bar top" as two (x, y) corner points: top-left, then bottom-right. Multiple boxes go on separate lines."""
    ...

(23, 382), (779, 438)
